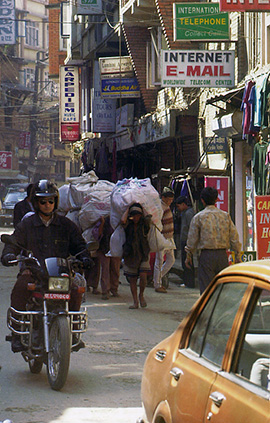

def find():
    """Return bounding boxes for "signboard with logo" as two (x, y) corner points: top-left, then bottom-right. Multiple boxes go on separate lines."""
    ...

(0, 151), (12, 169)
(220, 0), (270, 11)
(161, 50), (235, 88)
(0, 0), (15, 44)
(173, 3), (229, 41)
(60, 66), (80, 142)
(101, 77), (140, 98)
(77, 0), (102, 15)
(205, 136), (227, 154)
(204, 176), (229, 212)
(255, 196), (270, 260)
(228, 251), (256, 265)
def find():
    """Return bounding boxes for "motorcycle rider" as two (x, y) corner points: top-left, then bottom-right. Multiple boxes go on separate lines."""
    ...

(1, 179), (92, 352)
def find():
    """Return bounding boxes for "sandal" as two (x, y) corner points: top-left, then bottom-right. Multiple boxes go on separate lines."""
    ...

(129, 304), (139, 309)
(139, 299), (147, 308)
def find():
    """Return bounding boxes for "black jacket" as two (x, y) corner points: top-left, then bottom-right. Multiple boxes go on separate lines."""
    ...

(13, 198), (33, 228)
(2, 212), (89, 271)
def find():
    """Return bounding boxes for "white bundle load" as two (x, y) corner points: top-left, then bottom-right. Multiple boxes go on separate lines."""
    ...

(78, 180), (115, 231)
(67, 170), (98, 185)
(66, 209), (81, 229)
(68, 170), (99, 207)
(110, 178), (163, 230)
(109, 178), (174, 255)
(58, 184), (77, 214)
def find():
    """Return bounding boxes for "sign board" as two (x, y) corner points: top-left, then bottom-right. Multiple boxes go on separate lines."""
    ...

(161, 50), (235, 88)
(101, 77), (140, 98)
(0, 151), (12, 169)
(60, 66), (80, 142)
(205, 136), (227, 154)
(220, 0), (270, 11)
(228, 250), (256, 265)
(99, 56), (133, 75)
(91, 61), (116, 133)
(19, 132), (31, 149)
(77, 0), (102, 15)
(173, 3), (229, 41)
(255, 196), (270, 260)
(204, 176), (230, 212)
(0, 0), (15, 44)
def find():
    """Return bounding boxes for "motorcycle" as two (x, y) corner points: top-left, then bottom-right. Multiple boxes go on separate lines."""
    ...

(1, 234), (96, 391)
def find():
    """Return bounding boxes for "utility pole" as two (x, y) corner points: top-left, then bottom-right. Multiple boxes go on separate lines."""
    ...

(28, 51), (41, 179)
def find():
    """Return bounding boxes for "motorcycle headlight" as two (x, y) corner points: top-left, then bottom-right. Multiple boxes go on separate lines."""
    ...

(48, 277), (69, 292)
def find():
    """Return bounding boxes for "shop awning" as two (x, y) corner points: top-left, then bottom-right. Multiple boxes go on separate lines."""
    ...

(206, 85), (245, 107)
(0, 170), (28, 180)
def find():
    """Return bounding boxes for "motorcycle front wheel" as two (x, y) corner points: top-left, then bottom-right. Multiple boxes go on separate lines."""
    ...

(47, 315), (70, 391)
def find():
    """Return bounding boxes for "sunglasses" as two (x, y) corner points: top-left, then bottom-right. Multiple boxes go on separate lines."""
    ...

(38, 199), (55, 205)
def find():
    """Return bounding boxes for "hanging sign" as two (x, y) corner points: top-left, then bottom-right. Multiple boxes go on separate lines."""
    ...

(0, 151), (12, 169)
(255, 196), (270, 260)
(173, 3), (229, 41)
(220, 0), (270, 12)
(77, 0), (102, 15)
(161, 50), (235, 88)
(0, 0), (15, 44)
(60, 65), (80, 142)
(204, 176), (230, 212)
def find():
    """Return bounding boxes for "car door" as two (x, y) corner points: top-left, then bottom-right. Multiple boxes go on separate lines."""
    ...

(167, 281), (249, 423)
(204, 284), (270, 423)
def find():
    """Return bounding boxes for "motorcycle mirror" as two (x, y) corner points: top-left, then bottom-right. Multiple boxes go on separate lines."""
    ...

(1, 233), (33, 256)
(1, 234), (15, 245)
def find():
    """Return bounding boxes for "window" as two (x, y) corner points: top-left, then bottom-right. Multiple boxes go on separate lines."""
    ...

(25, 21), (39, 47)
(237, 288), (270, 390)
(188, 283), (248, 367)
(146, 27), (163, 88)
(24, 68), (35, 89)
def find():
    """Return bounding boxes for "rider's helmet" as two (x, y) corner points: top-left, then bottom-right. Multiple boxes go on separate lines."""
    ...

(31, 179), (59, 212)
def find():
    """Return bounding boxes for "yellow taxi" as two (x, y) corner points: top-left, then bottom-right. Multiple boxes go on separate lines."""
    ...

(141, 260), (270, 423)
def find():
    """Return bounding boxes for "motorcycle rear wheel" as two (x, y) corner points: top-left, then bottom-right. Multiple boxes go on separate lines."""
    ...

(47, 315), (70, 391)
(29, 359), (43, 374)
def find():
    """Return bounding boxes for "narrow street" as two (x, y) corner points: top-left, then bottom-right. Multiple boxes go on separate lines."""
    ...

(0, 227), (200, 423)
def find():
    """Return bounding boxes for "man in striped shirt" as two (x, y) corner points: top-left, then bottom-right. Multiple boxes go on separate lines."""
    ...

(153, 187), (176, 293)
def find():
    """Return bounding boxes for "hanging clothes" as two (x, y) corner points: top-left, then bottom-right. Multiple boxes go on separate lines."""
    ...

(260, 73), (270, 129)
(241, 80), (256, 138)
(253, 74), (269, 128)
(253, 140), (268, 195)
(248, 84), (261, 134)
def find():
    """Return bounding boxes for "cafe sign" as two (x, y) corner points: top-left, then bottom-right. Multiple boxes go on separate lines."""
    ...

(255, 196), (270, 260)
(173, 3), (229, 41)
(60, 66), (80, 142)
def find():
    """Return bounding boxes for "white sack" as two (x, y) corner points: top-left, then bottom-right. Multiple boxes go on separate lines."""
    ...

(110, 178), (163, 230)
(78, 180), (115, 231)
(148, 224), (176, 252)
(58, 184), (76, 213)
(66, 209), (81, 230)
(107, 225), (125, 257)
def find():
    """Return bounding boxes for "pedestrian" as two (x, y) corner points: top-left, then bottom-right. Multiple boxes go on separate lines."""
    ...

(13, 183), (34, 228)
(176, 195), (195, 288)
(185, 186), (241, 294)
(153, 187), (176, 293)
(1, 179), (92, 352)
(92, 215), (121, 300)
(121, 203), (151, 309)
(84, 256), (101, 295)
